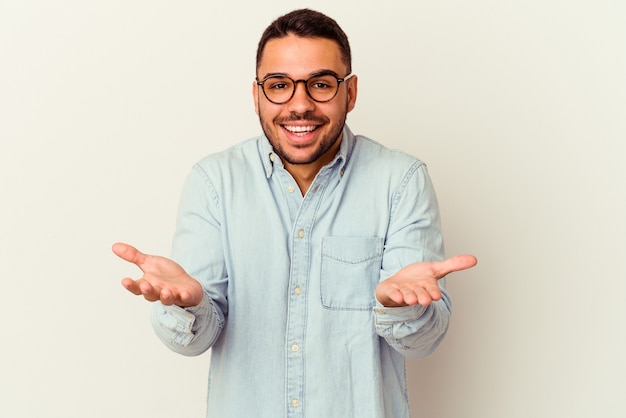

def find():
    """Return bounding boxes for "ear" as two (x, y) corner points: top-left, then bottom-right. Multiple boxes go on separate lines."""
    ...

(346, 75), (358, 113)
(252, 80), (260, 115)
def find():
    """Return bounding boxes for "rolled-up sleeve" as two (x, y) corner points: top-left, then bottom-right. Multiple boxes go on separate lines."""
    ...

(151, 292), (225, 356)
(376, 161), (451, 359)
(151, 164), (229, 356)
(374, 294), (451, 359)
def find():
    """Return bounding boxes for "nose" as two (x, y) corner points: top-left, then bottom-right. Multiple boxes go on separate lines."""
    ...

(287, 80), (315, 113)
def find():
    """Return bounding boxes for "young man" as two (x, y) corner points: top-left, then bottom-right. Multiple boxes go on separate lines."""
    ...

(114, 8), (477, 418)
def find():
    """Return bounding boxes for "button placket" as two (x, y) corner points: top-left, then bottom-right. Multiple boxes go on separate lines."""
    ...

(286, 219), (309, 416)
(285, 169), (332, 417)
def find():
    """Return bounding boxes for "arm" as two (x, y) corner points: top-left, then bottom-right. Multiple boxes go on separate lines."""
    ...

(114, 166), (229, 356)
(374, 162), (477, 358)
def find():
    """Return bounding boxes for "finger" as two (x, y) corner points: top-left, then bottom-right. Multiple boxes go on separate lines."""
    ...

(400, 288), (418, 306)
(415, 289), (433, 307)
(121, 278), (143, 295)
(433, 254), (478, 278)
(382, 288), (405, 306)
(139, 280), (160, 302)
(424, 284), (442, 303)
(179, 290), (196, 306)
(112, 242), (148, 269)
(160, 288), (175, 306)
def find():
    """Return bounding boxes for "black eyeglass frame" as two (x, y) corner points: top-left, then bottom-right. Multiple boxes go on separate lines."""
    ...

(256, 73), (354, 105)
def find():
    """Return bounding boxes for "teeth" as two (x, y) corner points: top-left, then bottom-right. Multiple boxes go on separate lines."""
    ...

(284, 125), (316, 133)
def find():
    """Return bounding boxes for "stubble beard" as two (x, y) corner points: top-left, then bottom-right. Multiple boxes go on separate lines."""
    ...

(259, 109), (347, 166)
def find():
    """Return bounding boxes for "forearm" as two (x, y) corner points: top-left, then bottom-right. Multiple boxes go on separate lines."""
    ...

(155, 165), (228, 356)
(374, 291), (451, 359)
(151, 292), (225, 357)
(375, 160), (451, 358)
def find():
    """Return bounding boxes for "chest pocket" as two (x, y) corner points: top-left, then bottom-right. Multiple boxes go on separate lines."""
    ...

(320, 236), (384, 310)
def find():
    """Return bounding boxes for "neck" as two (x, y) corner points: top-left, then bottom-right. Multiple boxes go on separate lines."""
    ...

(285, 165), (316, 195)
(284, 139), (341, 195)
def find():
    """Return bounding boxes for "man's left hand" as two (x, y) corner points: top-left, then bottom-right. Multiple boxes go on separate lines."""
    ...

(375, 255), (478, 307)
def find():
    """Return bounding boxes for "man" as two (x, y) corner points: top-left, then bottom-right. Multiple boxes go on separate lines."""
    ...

(113, 8), (477, 418)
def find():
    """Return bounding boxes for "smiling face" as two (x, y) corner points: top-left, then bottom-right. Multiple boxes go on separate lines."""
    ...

(254, 35), (358, 171)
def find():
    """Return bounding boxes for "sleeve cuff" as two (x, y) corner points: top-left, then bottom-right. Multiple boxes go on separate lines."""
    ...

(373, 299), (428, 323)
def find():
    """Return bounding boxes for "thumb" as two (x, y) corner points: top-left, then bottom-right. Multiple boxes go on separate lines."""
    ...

(112, 242), (147, 268)
(436, 254), (478, 277)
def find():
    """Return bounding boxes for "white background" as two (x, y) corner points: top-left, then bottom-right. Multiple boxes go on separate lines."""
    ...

(1, 1), (624, 417)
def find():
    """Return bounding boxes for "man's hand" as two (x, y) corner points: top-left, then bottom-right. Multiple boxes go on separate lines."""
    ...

(375, 255), (477, 307)
(112, 242), (204, 307)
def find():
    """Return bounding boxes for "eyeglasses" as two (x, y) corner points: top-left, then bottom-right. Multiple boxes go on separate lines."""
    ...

(256, 73), (353, 104)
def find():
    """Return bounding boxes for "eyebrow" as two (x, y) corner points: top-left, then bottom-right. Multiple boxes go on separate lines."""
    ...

(259, 69), (341, 81)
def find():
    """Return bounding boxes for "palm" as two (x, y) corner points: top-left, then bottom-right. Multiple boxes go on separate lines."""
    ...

(376, 255), (477, 307)
(113, 242), (203, 307)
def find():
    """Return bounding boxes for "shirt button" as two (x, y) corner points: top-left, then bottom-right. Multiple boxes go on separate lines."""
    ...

(294, 285), (302, 295)
(297, 229), (305, 238)
(291, 343), (299, 352)
(287, 185), (295, 193)
(269, 154), (275, 162)
(291, 398), (299, 408)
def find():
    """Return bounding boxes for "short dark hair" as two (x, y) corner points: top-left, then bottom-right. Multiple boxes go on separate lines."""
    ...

(256, 9), (352, 74)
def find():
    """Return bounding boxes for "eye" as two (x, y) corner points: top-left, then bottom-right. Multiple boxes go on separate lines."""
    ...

(265, 78), (292, 90)
(312, 82), (330, 89)
(308, 76), (336, 91)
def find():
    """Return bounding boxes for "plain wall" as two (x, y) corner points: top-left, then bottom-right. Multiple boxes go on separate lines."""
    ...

(1, 1), (624, 417)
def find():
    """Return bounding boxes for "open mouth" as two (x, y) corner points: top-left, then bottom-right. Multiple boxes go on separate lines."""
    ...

(282, 124), (320, 136)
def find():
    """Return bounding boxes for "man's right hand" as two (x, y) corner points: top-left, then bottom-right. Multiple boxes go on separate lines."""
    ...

(112, 242), (204, 307)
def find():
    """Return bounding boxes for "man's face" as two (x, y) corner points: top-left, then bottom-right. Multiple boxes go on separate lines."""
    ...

(254, 35), (357, 167)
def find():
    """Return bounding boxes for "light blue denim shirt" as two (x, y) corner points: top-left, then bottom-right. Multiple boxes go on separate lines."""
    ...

(151, 125), (449, 418)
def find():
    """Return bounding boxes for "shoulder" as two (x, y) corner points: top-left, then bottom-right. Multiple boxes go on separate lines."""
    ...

(193, 136), (264, 177)
(177, 137), (266, 197)
(351, 134), (425, 171)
